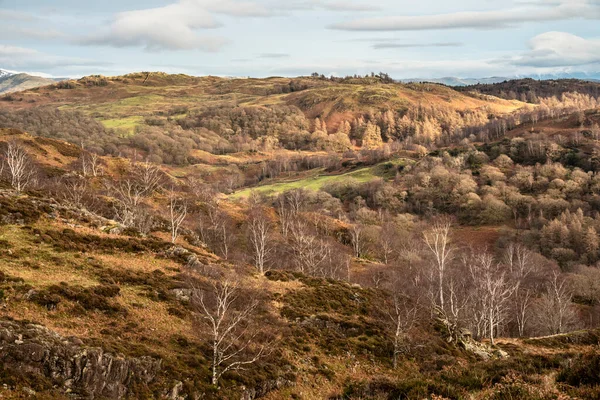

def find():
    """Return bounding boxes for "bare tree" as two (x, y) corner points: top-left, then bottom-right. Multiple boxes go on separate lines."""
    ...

(248, 208), (272, 275)
(3, 140), (35, 192)
(81, 151), (102, 177)
(200, 206), (234, 260)
(138, 161), (163, 195)
(108, 161), (163, 228)
(387, 294), (418, 368)
(467, 251), (516, 345)
(423, 220), (454, 310)
(191, 280), (267, 386)
(379, 222), (396, 265)
(290, 221), (331, 276)
(276, 195), (294, 237)
(513, 288), (533, 337)
(285, 189), (306, 215)
(60, 177), (89, 208)
(503, 243), (537, 337)
(350, 224), (366, 258)
(534, 273), (577, 335)
(168, 191), (188, 243)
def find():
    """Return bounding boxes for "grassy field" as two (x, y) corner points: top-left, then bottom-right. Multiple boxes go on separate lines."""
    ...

(230, 158), (413, 199)
(99, 116), (144, 133)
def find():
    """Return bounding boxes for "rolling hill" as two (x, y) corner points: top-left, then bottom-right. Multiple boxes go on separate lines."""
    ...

(0, 72), (58, 95)
(0, 72), (524, 134)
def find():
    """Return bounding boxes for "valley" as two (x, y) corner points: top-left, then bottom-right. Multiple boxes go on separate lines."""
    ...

(1, 72), (600, 399)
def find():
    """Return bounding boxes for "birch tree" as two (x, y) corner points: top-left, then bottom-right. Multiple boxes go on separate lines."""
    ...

(248, 208), (272, 275)
(468, 252), (517, 345)
(168, 191), (188, 243)
(535, 273), (577, 335)
(3, 140), (35, 192)
(387, 294), (418, 368)
(191, 281), (266, 386)
(423, 220), (453, 310)
(290, 221), (331, 276)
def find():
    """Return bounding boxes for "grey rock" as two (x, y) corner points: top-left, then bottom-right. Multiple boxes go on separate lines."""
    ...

(0, 319), (161, 399)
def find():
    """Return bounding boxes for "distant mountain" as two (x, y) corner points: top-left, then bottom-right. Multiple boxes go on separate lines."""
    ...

(0, 69), (15, 79)
(0, 72), (58, 94)
(400, 73), (600, 87)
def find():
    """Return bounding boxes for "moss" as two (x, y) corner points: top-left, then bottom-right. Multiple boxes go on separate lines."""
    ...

(523, 330), (600, 347)
(34, 137), (82, 158)
(37, 228), (199, 265)
(557, 353), (600, 387)
(29, 282), (125, 315)
(96, 268), (181, 302)
(0, 196), (47, 225)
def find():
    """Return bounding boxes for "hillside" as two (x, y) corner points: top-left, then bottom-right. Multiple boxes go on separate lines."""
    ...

(1, 129), (600, 399)
(0, 72), (523, 132)
(0, 72), (527, 167)
(0, 73), (57, 95)
(2, 74), (600, 398)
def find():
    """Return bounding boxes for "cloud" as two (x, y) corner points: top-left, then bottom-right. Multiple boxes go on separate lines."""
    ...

(258, 53), (290, 58)
(274, 0), (379, 12)
(372, 42), (463, 49)
(508, 31), (600, 67)
(0, 9), (38, 22)
(320, 1), (379, 11)
(0, 45), (109, 71)
(77, 0), (237, 51)
(205, 0), (275, 16)
(329, 0), (600, 31)
(0, 25), (65, 40)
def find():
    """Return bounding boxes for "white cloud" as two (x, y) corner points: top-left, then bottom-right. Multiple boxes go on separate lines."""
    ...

(78, 0), (232, 51)
(205, 0), (275, 16)
(508, 31), (600, 67)
(76, 0), (289, 52)
(258, 53), (290, 58)
(274, 0), (379, 12)
(372, 42), (463, 49)
(0, 9), (38, 22)
(330, 0), (600, 31)
(0, 45), (108, 71)
(0, 25), (65, 40)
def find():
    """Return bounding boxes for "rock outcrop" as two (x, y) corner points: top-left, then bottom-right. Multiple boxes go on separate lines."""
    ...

(0, 319), (161, 399)
(434, 308), (509, 360)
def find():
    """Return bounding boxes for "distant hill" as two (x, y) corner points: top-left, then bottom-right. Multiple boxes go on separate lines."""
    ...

(456, 78), (600, 102)
(0, 69), (14, 79)
(400, 77), (510, 86)
(0, 72), (523, 133)
(0, 72), (58, 94)
(400, 73), (600, 87)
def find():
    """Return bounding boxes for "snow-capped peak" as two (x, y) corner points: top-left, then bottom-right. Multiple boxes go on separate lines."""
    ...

(0, 69), (17, 79)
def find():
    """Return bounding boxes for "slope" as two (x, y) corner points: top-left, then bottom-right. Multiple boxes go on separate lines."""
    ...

(0, 72), (525, 133)
(0, 73), (57, 94)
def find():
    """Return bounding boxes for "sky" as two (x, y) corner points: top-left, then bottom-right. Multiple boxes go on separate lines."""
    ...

(0, 0), (599, 79)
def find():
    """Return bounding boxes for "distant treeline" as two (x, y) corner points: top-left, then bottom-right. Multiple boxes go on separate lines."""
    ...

(458, 78), (600, 103)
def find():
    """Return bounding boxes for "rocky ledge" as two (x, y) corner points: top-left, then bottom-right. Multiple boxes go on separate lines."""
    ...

(0, 319), (161, 399)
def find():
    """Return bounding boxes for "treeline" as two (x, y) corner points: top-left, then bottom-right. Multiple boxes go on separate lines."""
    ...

(460, 78), (600, 103)
(310, 72), (395, 84)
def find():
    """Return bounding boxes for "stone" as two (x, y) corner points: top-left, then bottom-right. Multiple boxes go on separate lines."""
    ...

(0, 319), (161, 399)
